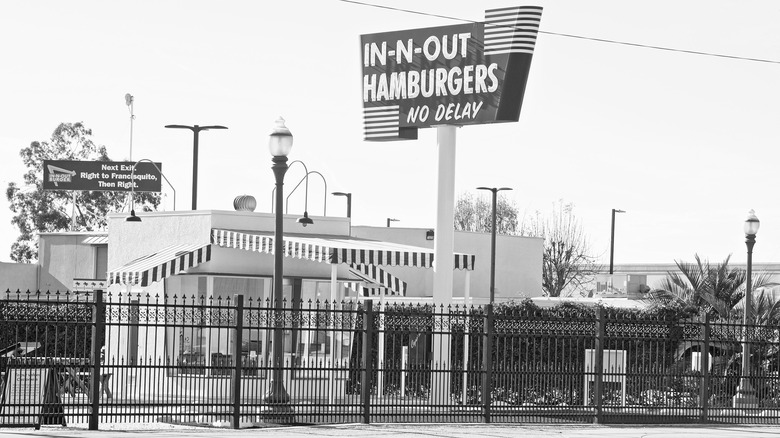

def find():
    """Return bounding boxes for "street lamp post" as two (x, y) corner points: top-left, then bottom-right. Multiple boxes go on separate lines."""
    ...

(125, 159), (177, 221)
(332, 192), (352, 218)
(271, 160), (307, 214)
(286, 170), (327, 222)
(477, 186), (512, 304)
(609, 209), (626, 275)
(164, 124), (228, 210)
(264, 117), (293, 414)
(387, 218), (399, 227)
(734, 209), (760, 408)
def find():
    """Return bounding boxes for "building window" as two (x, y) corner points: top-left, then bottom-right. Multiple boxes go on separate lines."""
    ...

(163, 275), (357, 378)
(166, 275), (270, 377)
(95, 245), (108, 280)
(177, 326), (207, 374)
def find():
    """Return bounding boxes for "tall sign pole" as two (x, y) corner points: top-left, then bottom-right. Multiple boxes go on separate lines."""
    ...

(433, 125), (457, 303)
(360, 5), (543, 303)
(360, 5), (543, 406)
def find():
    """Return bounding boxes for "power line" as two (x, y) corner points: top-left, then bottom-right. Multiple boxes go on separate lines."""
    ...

(538, 30), (780, 65)
(339, 0), (780, 65)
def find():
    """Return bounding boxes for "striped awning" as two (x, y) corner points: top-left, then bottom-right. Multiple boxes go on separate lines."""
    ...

(211, 228), (475, 271)
(343, 282), (401, 297)
(349, 263), (407, 296)
(109, 243), (212, 287)
(83, 235), (109, 245)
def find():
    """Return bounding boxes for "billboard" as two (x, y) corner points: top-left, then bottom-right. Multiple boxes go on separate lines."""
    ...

(42, 160), (162, 192)
(360, 6), (542, 141)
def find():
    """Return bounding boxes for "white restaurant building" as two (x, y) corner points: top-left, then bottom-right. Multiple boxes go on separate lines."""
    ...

(3, 207), (543, 399)
(103, 208), (541, 373)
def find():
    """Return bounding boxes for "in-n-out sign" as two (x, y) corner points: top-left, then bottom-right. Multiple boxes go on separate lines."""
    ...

(361, 6), (543, 141)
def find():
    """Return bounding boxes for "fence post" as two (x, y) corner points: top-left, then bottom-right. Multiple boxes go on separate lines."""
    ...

(232, 295), (244, 429)
(482, 304), (494, 424)
(593, 306), (605, 424)
(699, 313), (710, 423)
(89, 290), (105, 431)
(361, 299), (374, 424)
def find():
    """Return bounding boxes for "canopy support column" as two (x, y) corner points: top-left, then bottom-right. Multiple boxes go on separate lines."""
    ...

(462, 270), (471, 405)
(329, 263), (338, 405)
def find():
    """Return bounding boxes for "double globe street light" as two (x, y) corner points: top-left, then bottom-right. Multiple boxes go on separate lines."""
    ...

(286, 169), (327, 226)
(270, 160), (327, 227)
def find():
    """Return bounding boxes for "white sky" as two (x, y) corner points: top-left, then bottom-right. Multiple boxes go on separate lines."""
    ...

(1, 0), (779, 266)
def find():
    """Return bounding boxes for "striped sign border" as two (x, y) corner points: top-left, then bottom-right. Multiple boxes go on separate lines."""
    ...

(484, 6), (543, 56)
(363, 105), (400, 140)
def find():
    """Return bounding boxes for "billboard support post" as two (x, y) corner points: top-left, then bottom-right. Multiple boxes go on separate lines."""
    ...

(360, 4), (542, 406)
(431, 124), (456, 405)
(433, 125), (457, 304)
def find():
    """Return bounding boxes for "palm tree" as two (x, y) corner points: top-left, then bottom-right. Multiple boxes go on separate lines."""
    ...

(646, 254), (776, 321)
(647, 256), (779, 401)
(733, 286), (780, 326)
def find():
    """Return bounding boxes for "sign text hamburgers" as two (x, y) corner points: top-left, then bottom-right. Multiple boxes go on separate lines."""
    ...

(361, 6), (543, 141)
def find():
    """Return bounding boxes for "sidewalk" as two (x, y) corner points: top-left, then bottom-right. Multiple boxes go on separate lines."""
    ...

(3, 423), (780, 438)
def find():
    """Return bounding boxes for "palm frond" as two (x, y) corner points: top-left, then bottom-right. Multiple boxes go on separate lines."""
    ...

(659, 253), (777, 321)
(733, 287), (780, 325)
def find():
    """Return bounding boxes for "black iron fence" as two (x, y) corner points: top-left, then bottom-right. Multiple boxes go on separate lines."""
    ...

(1, 290), (779, 429)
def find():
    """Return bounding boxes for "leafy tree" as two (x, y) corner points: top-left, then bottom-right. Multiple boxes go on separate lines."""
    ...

(5, 122), (160, 262)
(646, 254), (776, 321)
(453, 192), (519, 234)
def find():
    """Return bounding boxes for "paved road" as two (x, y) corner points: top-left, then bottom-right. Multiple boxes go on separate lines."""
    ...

(3, 424), (780, 438)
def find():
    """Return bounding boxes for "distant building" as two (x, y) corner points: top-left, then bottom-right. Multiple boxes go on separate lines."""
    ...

(603, 263), (780, 290)
(1, 232), (107, 293)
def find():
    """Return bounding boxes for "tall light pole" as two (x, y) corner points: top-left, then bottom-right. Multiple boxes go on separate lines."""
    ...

(123, 93), (135, 225)
(477, 186), (512, 304)
(164, 124), (228, 210)
(125, 159), (177, 222)
(387, 218), (399, 227)
(332, 192), (352, 218)
(125, 94), (135, 160)
(609, 209), (626, 275)
(265, 117), (293, 412)
(734, 209), (760, 408)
